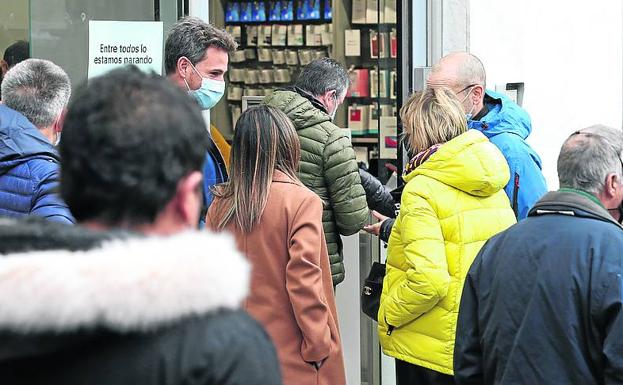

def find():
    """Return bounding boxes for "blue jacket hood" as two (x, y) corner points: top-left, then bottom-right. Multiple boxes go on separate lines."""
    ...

(0, 105), (58, 174)
(469, 90), (532, 140)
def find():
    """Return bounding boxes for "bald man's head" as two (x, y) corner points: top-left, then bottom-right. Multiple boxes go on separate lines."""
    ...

(427, 52), (487, 115)
(428, 52), (485, 91)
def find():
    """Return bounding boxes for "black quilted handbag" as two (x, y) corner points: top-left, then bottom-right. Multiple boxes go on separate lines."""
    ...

(361, 262), (386, 322)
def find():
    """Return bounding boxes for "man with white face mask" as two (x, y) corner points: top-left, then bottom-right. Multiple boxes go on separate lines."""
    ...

(165, 17), (237, 217)
(427, 52), (547, 220)
(263, 58), (368, 288)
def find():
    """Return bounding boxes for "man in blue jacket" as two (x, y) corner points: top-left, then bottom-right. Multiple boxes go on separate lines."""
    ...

(0, 58), (74, 224)
(454, 125), (623, 384)
(427, 52), (547, 219)
(364, 52), (547, 239)
(165, 17), (236, 218)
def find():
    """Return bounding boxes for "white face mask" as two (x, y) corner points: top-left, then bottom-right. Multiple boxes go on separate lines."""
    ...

(329, 93), (339, 121)
(460, 86), (476, 120)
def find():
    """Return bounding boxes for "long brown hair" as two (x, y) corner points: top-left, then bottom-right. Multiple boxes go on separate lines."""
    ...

(212, 105), (301, 232)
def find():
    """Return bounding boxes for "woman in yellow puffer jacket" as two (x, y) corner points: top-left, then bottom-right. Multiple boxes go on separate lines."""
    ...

(378, 88), (516, 384)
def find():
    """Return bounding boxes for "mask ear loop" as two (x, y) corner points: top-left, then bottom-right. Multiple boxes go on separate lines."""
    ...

(461, 86), (477, 120)
(182, 57), (203, 91)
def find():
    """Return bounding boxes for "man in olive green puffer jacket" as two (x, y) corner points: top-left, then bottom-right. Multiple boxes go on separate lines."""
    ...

(263, 58), (368, 287)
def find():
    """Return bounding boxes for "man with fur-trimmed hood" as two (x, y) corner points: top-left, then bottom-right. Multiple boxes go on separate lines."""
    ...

(0, 67), (281, 385)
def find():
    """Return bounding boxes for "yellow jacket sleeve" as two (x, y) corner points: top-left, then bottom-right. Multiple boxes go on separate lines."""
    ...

(383, 193), (450, 328)
(210, 125), (231, 170)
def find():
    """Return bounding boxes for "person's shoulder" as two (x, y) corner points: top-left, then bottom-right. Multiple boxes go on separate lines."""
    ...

(170, 309), (278, 365)
(299, 185), (323, 207)
(180, 309), (269, 339)
(488, 131), (539, 162)
(25, 156), (61, 178)
(322, 120), (346, 137)
(138, 310), (280, 385)
(272, 177), (321, 204)
(506, 214), (623, 243)
(0, 156), (58, 185)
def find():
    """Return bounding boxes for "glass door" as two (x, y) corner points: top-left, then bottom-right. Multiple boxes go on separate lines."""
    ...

(29, 0), (185, 87)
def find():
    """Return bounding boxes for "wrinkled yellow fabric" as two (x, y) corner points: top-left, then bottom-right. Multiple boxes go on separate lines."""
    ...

(378, 130), (516, 375)
(210, 125), (230, 171)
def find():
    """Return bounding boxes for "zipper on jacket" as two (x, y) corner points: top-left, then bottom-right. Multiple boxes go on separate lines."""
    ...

(512, 172), (520, 218)
(386, 325), (395, 335)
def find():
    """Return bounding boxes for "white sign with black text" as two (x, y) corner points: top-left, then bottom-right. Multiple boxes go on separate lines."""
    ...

(88, 20), (163, 79)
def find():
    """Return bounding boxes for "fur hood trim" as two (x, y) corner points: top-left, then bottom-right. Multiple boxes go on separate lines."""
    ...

(0, 231), (249, 333)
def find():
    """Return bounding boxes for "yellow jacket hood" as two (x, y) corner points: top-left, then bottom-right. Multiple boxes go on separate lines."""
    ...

(405, 130), (510, 197)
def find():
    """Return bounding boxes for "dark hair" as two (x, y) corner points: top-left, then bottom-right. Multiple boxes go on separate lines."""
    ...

(212, 105), (300, 232)
(60, 66), (209, 225)
(165, 17), (238, 75)
(295, 58), (349, 98)
(3, 40), (30, 68)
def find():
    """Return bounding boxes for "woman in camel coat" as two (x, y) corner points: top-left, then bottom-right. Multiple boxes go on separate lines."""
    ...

(207, 105), (345, 385)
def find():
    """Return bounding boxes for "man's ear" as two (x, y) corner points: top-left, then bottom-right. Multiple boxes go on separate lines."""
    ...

(0, 59), (8, 76)
(318, 89), (335, 108)
(174, 171), (204, 226)
(472, 84), (485, 103)
(177, 56), (190, 79)
(606, 172), (619, 199)
(54, 109), (67, 133)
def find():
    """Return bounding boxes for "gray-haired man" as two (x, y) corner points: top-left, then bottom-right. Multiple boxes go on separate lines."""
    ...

(454, 125), (623, 384)
(0, 58), (74, 223)
(263, 58), (368, 287)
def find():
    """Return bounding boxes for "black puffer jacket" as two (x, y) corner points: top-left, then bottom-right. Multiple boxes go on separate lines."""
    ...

(358, 166), (395, 218)
(0, 217), (281, 385)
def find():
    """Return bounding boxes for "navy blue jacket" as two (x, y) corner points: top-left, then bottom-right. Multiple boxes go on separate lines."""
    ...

(199, 139), (227, 228)
(203, 141), (227, 208)
(468, 90), (547, 219)
(454, 190), (623, 385)
(0, 105), (74, 224)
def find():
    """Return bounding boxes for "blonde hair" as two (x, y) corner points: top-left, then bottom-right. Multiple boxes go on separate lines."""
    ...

(212, 105), (301, 232)
(400, 87), (468, 153)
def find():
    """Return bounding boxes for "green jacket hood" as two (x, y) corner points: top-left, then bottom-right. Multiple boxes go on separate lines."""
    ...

(405, 130), (510, 197)
(263, 90), (331, 130)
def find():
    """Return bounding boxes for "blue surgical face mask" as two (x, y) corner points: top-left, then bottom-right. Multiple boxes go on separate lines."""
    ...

(184, 59), (225, 110)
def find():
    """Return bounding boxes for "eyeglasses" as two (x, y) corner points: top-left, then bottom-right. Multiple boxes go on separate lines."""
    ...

(456, 84), (480, 95)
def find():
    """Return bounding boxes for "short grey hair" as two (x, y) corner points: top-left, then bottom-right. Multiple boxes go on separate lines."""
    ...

(1, 58), (71, 128)
(295, 58), (350, 98)
(165, 17), (238, 75)
(558, 125), (623, 194)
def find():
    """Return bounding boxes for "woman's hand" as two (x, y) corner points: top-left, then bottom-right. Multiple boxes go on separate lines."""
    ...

(363, 210), (388, 236)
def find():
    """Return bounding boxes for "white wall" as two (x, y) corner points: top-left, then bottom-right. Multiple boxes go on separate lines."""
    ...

(470, 1), (623, 188)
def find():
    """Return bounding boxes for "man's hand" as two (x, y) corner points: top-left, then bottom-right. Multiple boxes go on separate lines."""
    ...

(363, 210), (388, 236)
